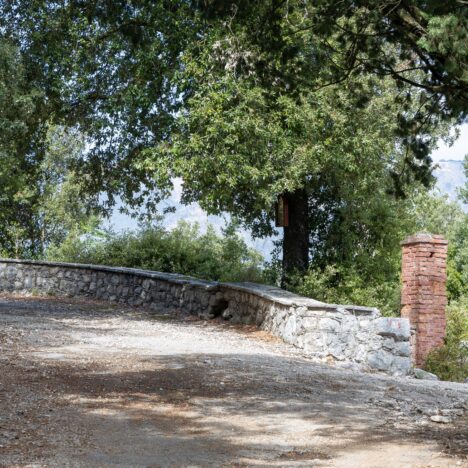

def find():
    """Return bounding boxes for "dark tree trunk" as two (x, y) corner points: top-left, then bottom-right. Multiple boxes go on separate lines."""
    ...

(281, 188), (309, 288)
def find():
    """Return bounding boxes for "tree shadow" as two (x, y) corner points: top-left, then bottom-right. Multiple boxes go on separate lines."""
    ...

(1, 294), (467, 465)
(23, 351), (468, 465)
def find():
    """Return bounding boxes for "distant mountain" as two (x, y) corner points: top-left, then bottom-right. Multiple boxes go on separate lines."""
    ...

(108, 159), (467, 257)
(434, 159), (466, 202)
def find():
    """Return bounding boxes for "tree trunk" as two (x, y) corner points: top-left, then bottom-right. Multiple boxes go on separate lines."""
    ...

(281, 188), (309, 287)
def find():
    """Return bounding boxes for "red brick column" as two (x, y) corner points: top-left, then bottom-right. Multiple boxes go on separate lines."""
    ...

(401, 233), (448, 367)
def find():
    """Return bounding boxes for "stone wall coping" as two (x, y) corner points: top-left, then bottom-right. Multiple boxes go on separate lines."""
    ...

(0, 258), (377, 315)
(223, 281), (378, 314)
(401, 233), (448, 246)
(0, 258), (218, 289)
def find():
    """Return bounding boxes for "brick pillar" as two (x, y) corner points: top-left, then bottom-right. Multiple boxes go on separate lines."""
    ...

(401, 233), (448, 367)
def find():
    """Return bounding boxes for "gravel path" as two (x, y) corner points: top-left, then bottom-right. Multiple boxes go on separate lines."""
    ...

(0, 295), (467, 467)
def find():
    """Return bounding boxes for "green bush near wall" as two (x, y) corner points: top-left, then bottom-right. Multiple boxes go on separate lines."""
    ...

(285, 265), (400, 317)
(46, 221), (264, 283)
(424, 296), (468, 382)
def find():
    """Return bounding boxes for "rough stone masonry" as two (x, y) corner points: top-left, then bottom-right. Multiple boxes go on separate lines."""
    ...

(0, 259), (412, 375)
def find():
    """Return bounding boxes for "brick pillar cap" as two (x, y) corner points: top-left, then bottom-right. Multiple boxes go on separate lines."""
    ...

(401, 232), (448, 246)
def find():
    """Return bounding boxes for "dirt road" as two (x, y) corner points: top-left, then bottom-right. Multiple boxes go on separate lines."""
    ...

(0, 295), (466, 467)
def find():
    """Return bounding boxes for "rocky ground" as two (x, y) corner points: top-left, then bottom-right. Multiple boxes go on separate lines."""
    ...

(0, 295), (466, 467)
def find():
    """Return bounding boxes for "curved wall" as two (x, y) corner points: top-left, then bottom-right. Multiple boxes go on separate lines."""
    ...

(0, 259), (411, 375)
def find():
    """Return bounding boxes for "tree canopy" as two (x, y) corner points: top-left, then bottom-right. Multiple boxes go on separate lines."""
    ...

(0, 40), (99, 257)
(0, 38), (46, 255)
(0, 0), (466, 273)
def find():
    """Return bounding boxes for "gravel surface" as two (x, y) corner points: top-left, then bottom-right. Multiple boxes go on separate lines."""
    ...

(0, 295), (467, 467)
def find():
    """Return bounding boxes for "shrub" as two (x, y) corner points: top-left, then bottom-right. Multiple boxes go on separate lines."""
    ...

(46, 221), (264, 283)
(291, 264), (401, 316)
(424, 296), (468, 382)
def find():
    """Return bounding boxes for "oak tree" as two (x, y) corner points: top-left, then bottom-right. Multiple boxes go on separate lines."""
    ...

(1, 1), (466, 278)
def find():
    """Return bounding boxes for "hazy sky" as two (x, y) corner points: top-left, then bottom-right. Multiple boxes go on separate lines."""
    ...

(431, 123), (467, 162)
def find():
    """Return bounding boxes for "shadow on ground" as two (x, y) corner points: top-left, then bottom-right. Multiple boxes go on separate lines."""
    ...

(0, 295), (466, 466)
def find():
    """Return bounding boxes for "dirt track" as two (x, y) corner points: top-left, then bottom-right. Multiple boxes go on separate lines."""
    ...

(0, 295), (467, 467)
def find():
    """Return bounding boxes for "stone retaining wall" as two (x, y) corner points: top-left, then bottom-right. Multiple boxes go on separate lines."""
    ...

(0, 259), (411, 375)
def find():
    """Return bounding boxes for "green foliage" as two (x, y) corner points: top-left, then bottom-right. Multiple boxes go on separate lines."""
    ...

(145, 3), (454, 277)
(290, 265), (400, 316)
(162, 67), (433, 233)
(0, 39), (46, 256)
(0, 40), (95, 257)
(1, 1), (202, 212)
(283, 189), (467, 318)
(0, 123), (101, 258)
(425, 296), (468, 382)
(1, 0), (465, 226)
(37, 126), (101, 249)
(408, 190), (468, 301)
(47, 221), (264, 283)
(312, 1), (468, 119)
(1, 1), (464, 280)
(461, 155), (468, 205)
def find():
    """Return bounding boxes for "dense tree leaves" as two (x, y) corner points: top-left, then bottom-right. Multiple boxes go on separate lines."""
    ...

(0, 40), (99, 257)
(198, 1), (468, 119)
(151, 8), (453, 276)
(461, 155), (468, 205)
(312, 0), (468, 115)
(171, 0), (466, 276)
(0, 39), (46, 256)
(0, 123), (100, 258)
(35, 126), (102, 252)
(1, 1), (466, 274)
(1, 1), (202, 211)
(2, 1), (465, 204)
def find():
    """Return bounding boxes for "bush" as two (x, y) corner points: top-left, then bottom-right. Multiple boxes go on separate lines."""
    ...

(291, 264), (401, 316)
(46, 221), (264, 283)
(424, 296), (468, 382)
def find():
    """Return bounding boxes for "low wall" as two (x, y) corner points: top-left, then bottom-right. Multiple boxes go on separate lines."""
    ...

(0, 259), (411, 375)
